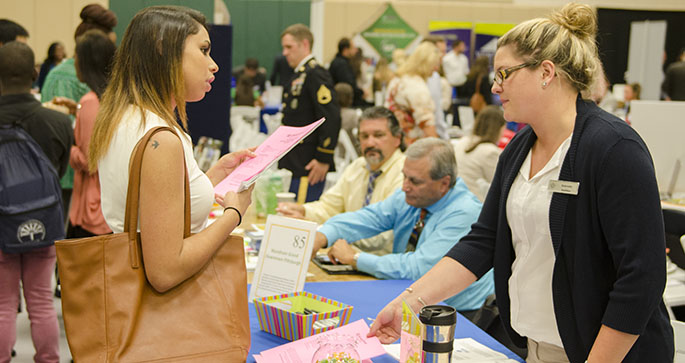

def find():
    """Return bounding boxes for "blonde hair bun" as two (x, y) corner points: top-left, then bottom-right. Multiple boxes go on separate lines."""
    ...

(550, 3), (597, 40)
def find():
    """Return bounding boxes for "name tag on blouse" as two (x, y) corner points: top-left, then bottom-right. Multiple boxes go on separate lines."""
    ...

(548, 180), (579, 195)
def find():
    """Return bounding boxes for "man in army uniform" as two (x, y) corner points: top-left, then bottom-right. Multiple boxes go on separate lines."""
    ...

(278, 23), (341, 203)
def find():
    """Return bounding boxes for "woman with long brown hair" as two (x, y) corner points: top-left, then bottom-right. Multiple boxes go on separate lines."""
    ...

(452, 105), (505, 201)
(460, 55), (493, 112)
(90, 6), (254, 293)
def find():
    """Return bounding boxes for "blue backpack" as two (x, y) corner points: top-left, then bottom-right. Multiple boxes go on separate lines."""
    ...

(0, 107), (64, 253)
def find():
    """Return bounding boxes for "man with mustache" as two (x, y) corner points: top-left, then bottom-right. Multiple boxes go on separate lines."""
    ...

(277, 106), (405, 255)
(309, 138), (494, 313)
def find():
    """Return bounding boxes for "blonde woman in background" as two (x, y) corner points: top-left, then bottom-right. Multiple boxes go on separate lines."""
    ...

(370, 3), (672, 362)
(385, 42), (440, 144)
(453, 105), (506, 201)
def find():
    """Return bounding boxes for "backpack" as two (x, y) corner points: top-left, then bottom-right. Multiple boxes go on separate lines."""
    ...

(0, 105), (64, 253)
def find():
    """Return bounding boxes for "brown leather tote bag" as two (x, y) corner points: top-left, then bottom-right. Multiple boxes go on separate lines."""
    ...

(55, 127), (250, 362)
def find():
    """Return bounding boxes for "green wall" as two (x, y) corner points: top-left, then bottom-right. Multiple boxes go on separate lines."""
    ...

(110, 0), (309, 78)
(225, 0), (309, 77)
(110, 0), (214, 46)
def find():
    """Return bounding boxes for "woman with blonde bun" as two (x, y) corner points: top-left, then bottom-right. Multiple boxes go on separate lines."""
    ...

(368, 3), (673, 362)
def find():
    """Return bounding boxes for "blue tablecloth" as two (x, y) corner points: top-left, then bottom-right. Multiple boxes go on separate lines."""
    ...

(259, 105), (280, 134)
(247, 280), (524, 362)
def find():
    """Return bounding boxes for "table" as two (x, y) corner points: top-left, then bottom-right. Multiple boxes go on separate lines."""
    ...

(247, 258), (377, 284)
(247, 279), (524, 362)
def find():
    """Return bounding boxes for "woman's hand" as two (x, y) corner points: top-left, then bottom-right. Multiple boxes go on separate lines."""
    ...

(217, 184), (254, 216)
(367, 298), (403, 344)
(206, 147), (257, 186)
(52, 97), (78, 115)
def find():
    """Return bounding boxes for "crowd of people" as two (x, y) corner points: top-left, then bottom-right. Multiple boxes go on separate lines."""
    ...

(0, 1), (681, 362)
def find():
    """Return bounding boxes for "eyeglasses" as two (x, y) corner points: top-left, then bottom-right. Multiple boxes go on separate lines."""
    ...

(493, 61), (538, 85)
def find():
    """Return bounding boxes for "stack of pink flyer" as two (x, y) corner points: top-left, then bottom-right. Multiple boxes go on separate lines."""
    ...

(214, 118), (325, 196)
(253, 319), (385, 363)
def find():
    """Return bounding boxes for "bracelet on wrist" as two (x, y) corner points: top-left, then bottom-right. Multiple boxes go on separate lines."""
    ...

(405, 287), (428, 307)
(223, 206), (242, 226)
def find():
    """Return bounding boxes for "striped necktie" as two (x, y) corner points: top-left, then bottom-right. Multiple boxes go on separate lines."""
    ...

(405, 208), (429, 252)
(364, 170), (382, 206)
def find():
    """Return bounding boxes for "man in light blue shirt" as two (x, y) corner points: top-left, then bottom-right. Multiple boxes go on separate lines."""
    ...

(312, 138), (494, 312)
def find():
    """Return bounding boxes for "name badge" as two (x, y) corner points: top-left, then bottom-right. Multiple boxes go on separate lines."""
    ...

(548, 180), (579, 195)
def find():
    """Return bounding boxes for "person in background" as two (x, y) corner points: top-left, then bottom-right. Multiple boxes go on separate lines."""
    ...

(0, 41), (72, 363)
(423, 35), (451, 140)
(0, 21), (34, 358)
(369, 4), (672, 362)
(232, 57), (266, 94)
(67, 30), (115, 239)
(36, 42), (66, 92)
(443, 39), (469, 89)
(90, 6), (255, 295)
(43, 3), (117, 229)
(0, 19), (28, 47)
(278, 107), (405, 256)
(234, 74), (262, 107)
(385, 42), (440, 144)
(372, 57), (394, 96)
(389, 48), (406, 73)
(587, 70), (618, 115)
(460, 55), (493, 111)
(44, 3), (117, 106)
(620, 82), (640, 123)
(329, 37), (365, 107)
(662, 47), (685, 101)
(278, 23), (341, 203)
(452, 105), (505, 201)
(310, 138), (493, 315)
(623, 82), (641, 103)
(269, 53), (294, 89)
(333, 82), (359, 153)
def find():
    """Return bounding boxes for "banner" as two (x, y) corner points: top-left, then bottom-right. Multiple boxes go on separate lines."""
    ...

(473, 23), (515, 62)
(429, 21), (473, 63)
(360, 4), (419, 60)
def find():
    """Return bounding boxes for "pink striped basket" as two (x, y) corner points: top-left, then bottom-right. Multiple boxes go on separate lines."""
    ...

(253, 291), (354, 341)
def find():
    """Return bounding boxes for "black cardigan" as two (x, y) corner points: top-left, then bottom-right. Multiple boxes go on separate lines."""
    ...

(447, 96), (673, 362)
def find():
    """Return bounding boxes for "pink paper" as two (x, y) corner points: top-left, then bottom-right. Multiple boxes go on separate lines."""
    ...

(214, 118), (325, 196)
(256, 319), (386, 363)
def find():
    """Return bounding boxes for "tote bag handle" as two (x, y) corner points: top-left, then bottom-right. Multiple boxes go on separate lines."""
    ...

(123, 126), (192, 268)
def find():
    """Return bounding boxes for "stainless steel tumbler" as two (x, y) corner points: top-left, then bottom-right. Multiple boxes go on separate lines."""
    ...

(419, 305), (456, 363)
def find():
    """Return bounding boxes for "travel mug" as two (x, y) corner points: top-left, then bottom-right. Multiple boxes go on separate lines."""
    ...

(419, 305), (456, 363)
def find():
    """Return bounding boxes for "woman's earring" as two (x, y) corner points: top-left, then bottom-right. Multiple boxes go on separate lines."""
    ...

(542, 81), (547, 88)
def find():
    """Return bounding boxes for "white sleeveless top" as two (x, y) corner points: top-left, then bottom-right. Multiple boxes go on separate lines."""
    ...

(99, 106), (214, 233)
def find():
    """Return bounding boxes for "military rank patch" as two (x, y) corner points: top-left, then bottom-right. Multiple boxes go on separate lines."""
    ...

(317, 85), (332, 104)
(323, 137), (331, 148)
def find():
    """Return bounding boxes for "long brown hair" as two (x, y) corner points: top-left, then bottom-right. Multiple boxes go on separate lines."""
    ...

(465, 105), (505, 153)
(88, 6), (207, 172)
(466, 55), (489, 82)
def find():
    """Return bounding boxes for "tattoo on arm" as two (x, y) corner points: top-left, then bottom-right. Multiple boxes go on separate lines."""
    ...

(152, 140), (159, 149)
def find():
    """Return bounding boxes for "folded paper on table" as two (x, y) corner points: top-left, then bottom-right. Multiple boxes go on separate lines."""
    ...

(214, 117), (325, 195)
(255, 319), (386, 363)
(385, 338), (518, 362)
